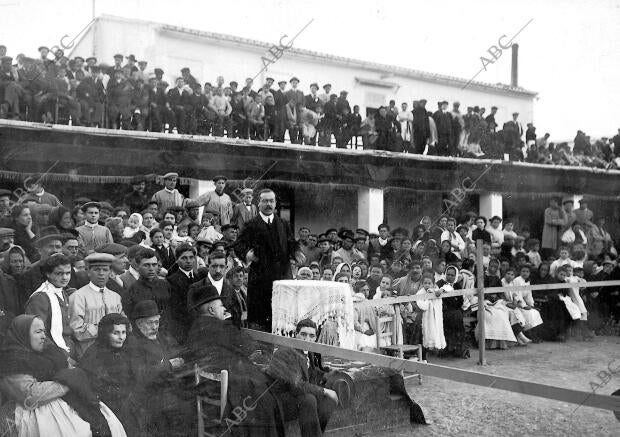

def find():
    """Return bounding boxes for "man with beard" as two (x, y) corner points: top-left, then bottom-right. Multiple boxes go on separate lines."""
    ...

(127, 299), (189, 437)
(186, 283), (282, 436)
(196, 175), (234, 226)
(235, 188), (304, 330)
(412, 99), (430, 154)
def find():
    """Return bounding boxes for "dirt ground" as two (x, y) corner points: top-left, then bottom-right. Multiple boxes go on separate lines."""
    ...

(376, 335), (620, 437)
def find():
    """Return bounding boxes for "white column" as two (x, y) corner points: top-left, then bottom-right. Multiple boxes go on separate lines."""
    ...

(479, 192), (503, 219)
(358, 187), (384, 232)
(189, 179), (215, 222)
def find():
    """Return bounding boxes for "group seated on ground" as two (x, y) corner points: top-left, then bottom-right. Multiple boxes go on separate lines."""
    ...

(1, 46), (619, 168)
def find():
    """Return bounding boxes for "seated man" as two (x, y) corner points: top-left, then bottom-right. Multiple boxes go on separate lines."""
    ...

(187, 283), (281, 436)
(266, 319), (339, 437)
(127, 299), (189, 437)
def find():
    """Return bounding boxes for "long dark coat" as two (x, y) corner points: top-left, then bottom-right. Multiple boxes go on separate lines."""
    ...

(235, 215), (298, 329)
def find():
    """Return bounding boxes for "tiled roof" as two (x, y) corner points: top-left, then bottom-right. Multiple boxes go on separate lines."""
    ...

(95, 15), (538, 98)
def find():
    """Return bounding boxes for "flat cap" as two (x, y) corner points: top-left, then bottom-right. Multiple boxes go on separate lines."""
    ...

(85, 252), (116, 265)
(0, 189), (12, 197)
(290, 77), (300, 83)
(0, 228), (15, 238)
(81, 201), (101, 212)
(113, 53), (123, 59)
(95, 243), (128, 256)
(163, 172), (178, 179)
(240, 188), (253, 195)
(212, 175), (227, 183)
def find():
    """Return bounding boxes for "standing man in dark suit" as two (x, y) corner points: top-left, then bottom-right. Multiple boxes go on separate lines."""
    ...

(266, 319), (338, 436)
(273, 80), (288, 142)
(286, 77), (305, 144)
(235, 188), (304, 330)
(433, 100), (453, 156)
(166, 244), (199, 342)
(412, 99), (430, 154)
(231, 188), (258, 232)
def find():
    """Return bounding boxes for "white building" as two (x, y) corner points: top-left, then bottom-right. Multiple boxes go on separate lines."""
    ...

(72, 14), (536, 124)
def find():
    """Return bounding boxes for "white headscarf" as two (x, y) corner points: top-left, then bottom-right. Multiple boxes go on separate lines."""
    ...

(123, 213), (143, 238)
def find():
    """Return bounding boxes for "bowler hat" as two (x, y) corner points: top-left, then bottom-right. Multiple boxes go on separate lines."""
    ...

(188, 284), (220, 310)
(154, 68), (164, 75)
(131, 299), (162, 319)
(126, 54), (136, 62)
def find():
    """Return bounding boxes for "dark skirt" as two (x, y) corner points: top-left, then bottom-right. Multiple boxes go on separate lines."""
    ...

(533, 296), (572, 341)
(442, 308), (470, 358)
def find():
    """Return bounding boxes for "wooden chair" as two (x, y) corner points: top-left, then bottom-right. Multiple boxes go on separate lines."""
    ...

(195, 363), (229, 437)
(375, 306), (423, 384)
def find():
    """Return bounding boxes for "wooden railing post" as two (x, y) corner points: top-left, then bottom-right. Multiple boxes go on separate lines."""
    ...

(476, 239), (486, 365)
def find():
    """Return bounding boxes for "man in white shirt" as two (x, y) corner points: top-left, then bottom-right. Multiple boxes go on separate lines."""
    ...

(69, 253), (124, 357)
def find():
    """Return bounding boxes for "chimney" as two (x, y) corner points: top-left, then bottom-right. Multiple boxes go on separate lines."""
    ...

(511, 44), (519, 87)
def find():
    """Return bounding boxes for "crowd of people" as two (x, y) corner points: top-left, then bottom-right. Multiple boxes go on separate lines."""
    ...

(0, 168), (619, 434)
(2, 46), (620, 168)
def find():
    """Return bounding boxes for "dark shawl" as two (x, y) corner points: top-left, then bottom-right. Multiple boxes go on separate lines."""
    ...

(0, 315), (111, 436)
(78, 316), (143, 436)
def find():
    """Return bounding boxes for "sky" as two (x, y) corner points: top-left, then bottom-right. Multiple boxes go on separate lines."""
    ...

(1, 0), (619, 140)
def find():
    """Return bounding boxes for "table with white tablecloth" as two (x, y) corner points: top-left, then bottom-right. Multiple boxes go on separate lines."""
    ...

(271, 280), (355, 349)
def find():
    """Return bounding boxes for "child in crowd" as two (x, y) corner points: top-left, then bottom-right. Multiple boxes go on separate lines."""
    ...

(510, 264), (543, 336)
(526, 238), (542, 269)
(415, 274), (446, 352)
(550, 246), (574, 277)
(196, 212), (222, 243)
(373, 274), (394, 299)
(501, 266), (516, 287)
(555, 266), (582, 320)
(564, 265), (588, 321)
(172, 224), (192, 246)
